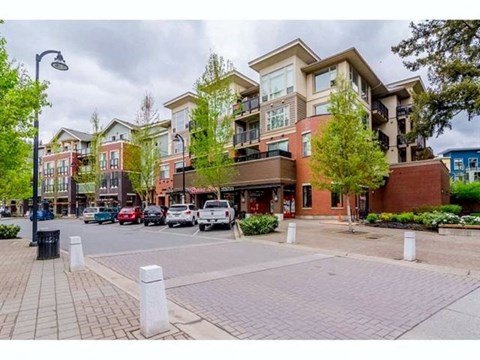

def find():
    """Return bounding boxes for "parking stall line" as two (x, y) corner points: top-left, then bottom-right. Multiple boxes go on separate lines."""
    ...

(192, 229), (200, 237)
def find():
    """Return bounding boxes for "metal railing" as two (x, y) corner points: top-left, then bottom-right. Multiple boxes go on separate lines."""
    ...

(78, 148), (92, 156)
(110, 158), (119, 169)
(57, 166), (69, 175)
(233, 149), (292, 163)
(43, 168), (55, 177)
(232, 96), (260, 116)
(372, 100), (389, 121)
(233, 128), (260, 146)
(377, 130), (390, 151)
(397, 105), (413, 118)
(99, 160), (107, 170)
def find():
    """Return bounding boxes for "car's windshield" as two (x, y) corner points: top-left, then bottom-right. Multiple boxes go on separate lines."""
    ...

(120, 207), (134, 213)
(84, 208), (99, 213)
(205, 201), (228, 208)
(170, 205), (187, 211)
(145, 206), (161, 212)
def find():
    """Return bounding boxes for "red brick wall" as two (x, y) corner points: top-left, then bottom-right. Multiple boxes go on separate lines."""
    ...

(369, 160), (450, 213)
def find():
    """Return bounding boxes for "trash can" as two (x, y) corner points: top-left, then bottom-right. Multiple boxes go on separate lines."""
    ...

(37, 229), (60, 260)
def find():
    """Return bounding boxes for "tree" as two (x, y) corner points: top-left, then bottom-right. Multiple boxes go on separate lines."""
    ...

(189, 53), (237, 199)
(124, 93), (161, 205)
(310, 76), (390, 232)
(0, 27), (48, 200)
(392, 20), (480, 139)
(72, 110), (103, 207)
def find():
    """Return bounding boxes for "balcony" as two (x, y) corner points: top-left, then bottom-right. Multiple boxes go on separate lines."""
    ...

(43, 168), (55, 177)
(79, 165), (92, 174)
(58, 184), (68, 192)
(397, 105), (413, 119)
(377, 130), (390, 151)
(233, 128), (260, 146)
(78, 182), (95, 193)
(110, 158), (119, 169)
(45, 185), (54, 193)
(110, 178), (119, 188)
(173, 150), (296, 190)
(78, 148), (92, 157)
(413, 134), (425, 149)
(372, 100), (389, 125)
(99, 160), (107, 170)
(397, 134), (408, 148)
(233, 96), (260, 117)
(57, 166), (69, 176)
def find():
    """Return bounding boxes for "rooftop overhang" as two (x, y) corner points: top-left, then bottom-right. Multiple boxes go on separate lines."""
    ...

(163, 91), (198, 109)
(228, 70), (258, 89)
(248, 38), (320, 72)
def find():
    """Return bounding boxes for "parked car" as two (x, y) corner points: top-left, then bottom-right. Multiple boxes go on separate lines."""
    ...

(143, 205), (167, 226)
(29, 209), (54, 221)
(166, 203), (198, 227)
(82, 207), (105, 224)
(0, 208), (11, 217)
(118, 206), (143, 225)
(197, 200), (235, 231)
(94, 208), (119, 224)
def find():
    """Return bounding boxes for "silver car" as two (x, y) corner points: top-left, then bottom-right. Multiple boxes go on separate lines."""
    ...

(166, 204), (197, 227)
(82, 207), (104, 224)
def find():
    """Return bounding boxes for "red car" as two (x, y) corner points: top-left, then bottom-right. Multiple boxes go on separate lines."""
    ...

(118, 206), (143, 225)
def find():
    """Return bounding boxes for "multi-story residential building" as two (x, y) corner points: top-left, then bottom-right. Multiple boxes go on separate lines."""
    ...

(438, 147), (480, 182)
(163, 38), (448, 218)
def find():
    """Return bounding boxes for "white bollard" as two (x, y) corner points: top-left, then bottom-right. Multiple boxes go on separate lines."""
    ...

(287, 222), (296, 244)
(403, 231), (416, 261)
(69, 236), (85, 272)
(140, 265), (169, 338)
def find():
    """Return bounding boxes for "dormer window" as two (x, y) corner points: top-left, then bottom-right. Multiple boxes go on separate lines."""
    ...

(260, 64), (294, 102)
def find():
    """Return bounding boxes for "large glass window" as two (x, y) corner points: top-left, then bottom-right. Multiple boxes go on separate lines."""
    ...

(267, 140), (289, 152)
(266, 106), (289, 131)
(302, 185), (312, 208)
(314, 66), (336, 92)
(350, 66), (359, 93)
(361, 79), (369, 104)
(314, 103), (330, 115)
(302, 133), (311, 157)
(331, 191), (343, 208)
(454, 159), (464, 170)
(160, 164), (170, 179)
(174, 138), (185, 154)
(261, 64), (294, 102)
(173, 108), (188, 132)
(468, 158), (478, 169)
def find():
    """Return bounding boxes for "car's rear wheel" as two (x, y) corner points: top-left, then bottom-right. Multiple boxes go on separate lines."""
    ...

(144, 221), (149, 226)
(99, 221), (103, 225)
(84, 221), (88, 224)
(119, 221), (124, 225)
(226, 221), (232, 230)
(199, 224), (205, 231)
(168, 223), (173, 228)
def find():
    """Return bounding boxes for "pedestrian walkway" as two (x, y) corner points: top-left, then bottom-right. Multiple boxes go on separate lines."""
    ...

(0, 239), (190, 340)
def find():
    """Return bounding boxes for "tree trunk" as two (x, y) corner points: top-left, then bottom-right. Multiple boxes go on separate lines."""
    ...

(346, 195), (353, 232)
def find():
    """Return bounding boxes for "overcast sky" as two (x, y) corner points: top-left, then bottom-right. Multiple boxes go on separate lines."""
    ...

(2, 6), (479, 156)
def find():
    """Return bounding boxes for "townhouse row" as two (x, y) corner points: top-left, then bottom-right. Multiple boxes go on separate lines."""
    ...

(35, 38), (451, 219)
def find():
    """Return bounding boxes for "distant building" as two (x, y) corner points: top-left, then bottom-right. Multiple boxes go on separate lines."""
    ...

(438, 147), (480, 182)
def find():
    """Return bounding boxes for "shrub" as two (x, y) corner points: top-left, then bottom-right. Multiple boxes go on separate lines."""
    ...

(413, 214), (425, 224)
(451, 181), (480, 202)
(459, 215), (480, 226)
(413, 204), (462, 215)
(379, 213), (393, 222)
(397, 212), (414, 223)
(366, 213), (379, 223)
(422, 212), (460, 229)
(0, 224), (21, 239)
(239, 215), (279, 236)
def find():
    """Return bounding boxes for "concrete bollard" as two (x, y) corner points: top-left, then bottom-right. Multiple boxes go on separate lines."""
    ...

(403, 231), (416, 261)
(69, 236), (85, 272)
(140, 265), (169, 338)
(287, 222), (296, 244)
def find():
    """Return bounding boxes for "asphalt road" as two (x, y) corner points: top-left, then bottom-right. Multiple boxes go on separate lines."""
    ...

(2, 217), (235, 255)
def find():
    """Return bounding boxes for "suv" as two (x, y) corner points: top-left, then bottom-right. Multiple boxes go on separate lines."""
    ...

(83, 207), (104, 224)
(166, 203), (198, 227)
(143, 205), (167, 226)
(118, 206), (143, 225)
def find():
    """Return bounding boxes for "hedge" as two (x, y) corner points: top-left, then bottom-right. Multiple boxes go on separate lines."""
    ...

(0, 224), (21, 239)
(239, 215), (279, 236)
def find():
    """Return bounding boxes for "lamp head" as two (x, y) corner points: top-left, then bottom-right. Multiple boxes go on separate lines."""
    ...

(51, 53), (69, 71)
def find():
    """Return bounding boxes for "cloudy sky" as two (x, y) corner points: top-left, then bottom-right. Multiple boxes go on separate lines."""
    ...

(1, 3), (479, 156)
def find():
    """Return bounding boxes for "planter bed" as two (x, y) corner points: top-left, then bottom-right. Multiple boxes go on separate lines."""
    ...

(364, 222), (433, 232)
(438, 224), (480, 236)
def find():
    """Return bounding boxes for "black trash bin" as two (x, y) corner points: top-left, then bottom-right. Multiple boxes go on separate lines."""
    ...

(37, 229), (60, 260)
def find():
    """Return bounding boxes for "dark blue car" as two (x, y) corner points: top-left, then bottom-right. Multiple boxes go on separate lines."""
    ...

(29, 210), (54, 221)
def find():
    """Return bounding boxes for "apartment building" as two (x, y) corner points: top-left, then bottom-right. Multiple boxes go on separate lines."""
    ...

(438, 147), (480, 182)
(163, 38), (448, 218)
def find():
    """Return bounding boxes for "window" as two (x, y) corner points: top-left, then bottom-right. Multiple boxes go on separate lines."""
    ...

(173, 108), (188, 132)
(302, 133), (311, 157)
(174, 139), (185, 154)
(110, 172), (119, 188)
(361, 79), (369, 104)
(267, 140), (289, 152)
(302, 185), (312, 208)
(331, 191), (343, 208)
(454, 159), (464, 170)
(468, 158), (478, 170)
(100, 175), (107, 188)
(175, 161), (184, 171)
(110, 151), (119, 168)
(261, 64), (294, 102)
(159, 134), (168, 156)
(266, 106), (289, 131)
(314, 103), (330, 115)
(160, 164), (170, 179)
(111, 135), (116, 142)
(314, 66), (336, 92)
(350, 65), (359, 93)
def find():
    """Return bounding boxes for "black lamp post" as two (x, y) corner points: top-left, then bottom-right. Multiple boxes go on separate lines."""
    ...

(30, 50), (69, 247)
(173, 134), (186, 204)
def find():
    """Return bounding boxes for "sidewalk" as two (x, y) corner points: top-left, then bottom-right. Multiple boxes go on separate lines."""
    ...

(0, 239), (190, 340)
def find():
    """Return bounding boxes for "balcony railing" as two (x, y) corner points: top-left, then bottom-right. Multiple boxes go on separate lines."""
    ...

(397, 105), (413, 118)
(233, 96), (260, 117)
(397, 134), (408, 148)
(372, 100), (389, 123)
(234, 149), (292, 163)
(110, 178), (119, 187)
(99, 160), (107, 170)
(79, 165), (92, 174)
(110, 158), (119, 169)
(78, 148), (92, 156)
(45, 185), (54, 193)
(377, 130), (390, 151)
(58, 184), (68, 192)
(233, 128), (260, 146)
(57, 166), (69, 176)
(43, 168), (55, 177)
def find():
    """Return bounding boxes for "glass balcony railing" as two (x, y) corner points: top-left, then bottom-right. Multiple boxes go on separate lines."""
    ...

(233, 128), (260, 146)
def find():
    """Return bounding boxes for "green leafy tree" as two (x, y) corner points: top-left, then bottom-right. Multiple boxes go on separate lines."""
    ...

(189, 53), (237, 198)
(392, 20), (480, 139)
(310, 76), (390, 232)
(72, 110), (103, 206)
(124, 93), (161, 205)
(0, 26), (48, 200)
(451, 180), (480, 203)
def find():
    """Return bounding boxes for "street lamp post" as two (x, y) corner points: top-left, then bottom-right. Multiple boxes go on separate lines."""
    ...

(173, 134), (186, 204)
(30, 50), (69, 247)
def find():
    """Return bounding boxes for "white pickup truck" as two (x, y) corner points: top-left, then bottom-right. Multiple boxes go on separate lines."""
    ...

(197, 200), (236, 231)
